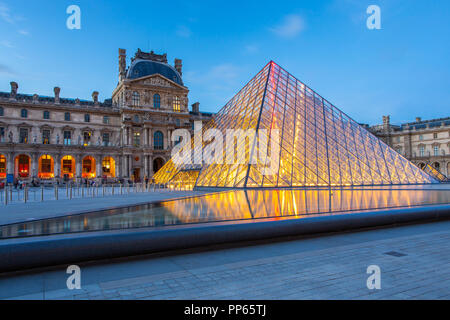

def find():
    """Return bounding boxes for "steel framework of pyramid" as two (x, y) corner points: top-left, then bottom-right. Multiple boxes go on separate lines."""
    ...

(154, 61), (437, 188)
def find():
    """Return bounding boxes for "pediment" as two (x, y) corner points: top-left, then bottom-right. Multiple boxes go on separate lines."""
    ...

(128, 74), (187, 90)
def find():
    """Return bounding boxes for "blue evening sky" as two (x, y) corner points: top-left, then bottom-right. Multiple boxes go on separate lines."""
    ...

(0, 0), (449, 125)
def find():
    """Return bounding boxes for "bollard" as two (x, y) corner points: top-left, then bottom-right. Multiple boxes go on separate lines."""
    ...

(55, 185), (59, 200)
(102, 185), (105, 197)
(4, 187), (8, 205)
(120, 183), (123, 195)
(70, 184), (73, 200)
(41, 185), (44, 202)
(112, 184), (115, 195)
(66, 183), (69, 198)
(24, 186), (27, 203)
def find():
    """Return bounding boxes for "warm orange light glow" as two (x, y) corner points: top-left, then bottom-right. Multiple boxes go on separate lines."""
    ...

(82, 156), (96, 179)
(0, 154), (6, 179)
(61, 155), (75, 178)
(38, 154), (54, 179)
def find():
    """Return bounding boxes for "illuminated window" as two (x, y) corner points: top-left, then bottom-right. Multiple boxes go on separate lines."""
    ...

(82, 156), (95, 179)
(61, 155), (74, 178)
(154, 131), (163, 150)
(63, 130), (72, 145)
(132, 92), (140, 106)
(43, 110), (50, 120)
(133, 132), (141, 147)
(102, 157), (116, 177)
(17, 155), (30, 177)
(21, 109), (28, 118)
(83, 131), (91, 146)
(0, 154), (6, 178)
(39, 155), (54, 179)
(173, 96), (181, 112)
(64, 112), (71, 121)
(153, 94), (161, 109)
(19, 128), (28, 143)
(42, 129), (50, 144)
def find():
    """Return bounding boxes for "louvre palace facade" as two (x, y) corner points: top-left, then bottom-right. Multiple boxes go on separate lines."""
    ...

(0, 49), (212, 184)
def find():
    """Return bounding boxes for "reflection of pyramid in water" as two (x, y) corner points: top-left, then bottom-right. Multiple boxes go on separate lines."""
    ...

(154, 61), (437, 187)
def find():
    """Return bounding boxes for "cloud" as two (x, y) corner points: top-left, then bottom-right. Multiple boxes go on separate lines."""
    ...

(0, 2), (24, 24)
(18, 29), (30, 36)
(244, 44), (259, 55)
(270, 14), (305, 38)
(176, 25), (192, 38)
(0, 63), (16, 76)
(0, 40), (14, 48)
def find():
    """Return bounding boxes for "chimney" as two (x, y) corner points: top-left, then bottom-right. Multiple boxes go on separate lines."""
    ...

(174, 59), (182, 77)
(416, 117), (422, 122)
(10, 81), (18, 99)
(119, 48), (126, 81)
(191, 102), (200, 113)
(54, 87), (61, 104)
(92, 91), (99, 105)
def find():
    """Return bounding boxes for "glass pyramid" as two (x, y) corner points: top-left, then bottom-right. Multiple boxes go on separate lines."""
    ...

(154, 61), (437, 188)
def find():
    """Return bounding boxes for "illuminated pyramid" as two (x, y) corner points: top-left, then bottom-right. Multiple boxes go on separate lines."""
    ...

(154, 61), (437, 188)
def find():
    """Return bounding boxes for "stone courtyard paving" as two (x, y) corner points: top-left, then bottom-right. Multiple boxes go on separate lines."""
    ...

(1, 219), (450, 300)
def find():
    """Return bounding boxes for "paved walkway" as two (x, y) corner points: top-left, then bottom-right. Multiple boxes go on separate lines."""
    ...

(0, 190), (209, 225)
(1, 220), (450, 300)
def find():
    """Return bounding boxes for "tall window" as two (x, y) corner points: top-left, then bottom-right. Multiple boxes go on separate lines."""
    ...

(133, 132), (141, 147)
(132, 91), (140, 106)
(42, 130), (50, 144)
(434, 145), (439, 156)
(0, 127), (4, 142)
(419, 146), (425, 157)
(83, 131), (91, 146)
(103, 116), (110, 124)
(84, 114), (90, 122)
(419, 135), (423, 141)
(0, 155), (6, 177)
(433, 133), (438, 139)
(64, 112), (71, 121)
(63, 130), (72, 145)
(153, 94), (161, 109)
(103, 133), (110, 146)
(19, 128), (28, 143)
(173, 96), (181, 112)
(154, 131), (163, 150)
(0, 106), (4, 116)
(43, 110), (50, 120)
(21, 109), (28, 118)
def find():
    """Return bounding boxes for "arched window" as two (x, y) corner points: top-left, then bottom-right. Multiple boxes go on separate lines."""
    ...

(0, 106), (4, 116)
(154, 131), (163, 150)
(21, 109), (28, 118)
(132, 91), (140, 106)
(153, 94), (161, 109)
(173, 96), (181, 112)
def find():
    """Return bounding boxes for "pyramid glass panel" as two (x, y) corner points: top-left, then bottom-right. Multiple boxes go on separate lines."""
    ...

(154, 61), (438, 187)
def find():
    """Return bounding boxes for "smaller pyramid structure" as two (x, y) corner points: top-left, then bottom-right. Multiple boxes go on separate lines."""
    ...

(153, 61), (437, 188)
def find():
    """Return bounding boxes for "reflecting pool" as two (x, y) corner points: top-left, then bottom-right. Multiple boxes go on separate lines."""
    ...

(1, 188), (450, 239)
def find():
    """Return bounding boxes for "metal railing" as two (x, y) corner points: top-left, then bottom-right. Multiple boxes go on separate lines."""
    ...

(1, 182), (193, 205)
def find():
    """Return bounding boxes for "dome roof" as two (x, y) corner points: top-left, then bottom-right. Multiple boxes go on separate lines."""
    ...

(126, 59), (183, 86)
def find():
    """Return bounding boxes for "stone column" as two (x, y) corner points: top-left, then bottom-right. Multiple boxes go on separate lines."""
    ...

(149, 129), (153, 149)
(7, 152), (14, 176)
(115, 156), (120, 179)
(75, 154), (82, 181)
(149, 156), (154, 176)
(31, 153), (38, 179)
(54, 154), (61, 179)
(122, 155), (127, 178)
(144, 155), (148, 178)
(96, 155), (103, 179)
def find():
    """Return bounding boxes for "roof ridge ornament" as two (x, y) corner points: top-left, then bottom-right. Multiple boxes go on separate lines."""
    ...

(132, 48), (168, 64)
